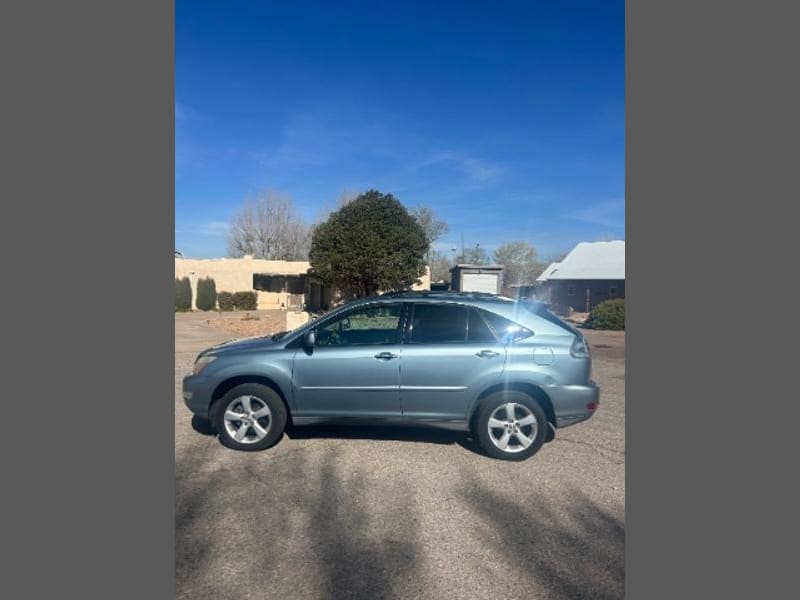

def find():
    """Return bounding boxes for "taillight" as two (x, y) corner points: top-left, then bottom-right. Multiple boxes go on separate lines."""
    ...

(570, 335), (590, 358)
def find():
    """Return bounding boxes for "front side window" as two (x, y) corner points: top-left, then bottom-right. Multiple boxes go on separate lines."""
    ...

(316, 303), (402, 346)
(409, 304), (468, 344)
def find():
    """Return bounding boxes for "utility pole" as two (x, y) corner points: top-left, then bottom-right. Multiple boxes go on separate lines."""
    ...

(461, 233), (465, 263)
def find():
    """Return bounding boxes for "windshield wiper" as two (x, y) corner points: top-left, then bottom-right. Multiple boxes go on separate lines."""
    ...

(270, 331), (289, 341)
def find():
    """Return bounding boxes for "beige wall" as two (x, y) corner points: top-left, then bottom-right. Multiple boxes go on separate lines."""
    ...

(412, 266), (431, 291)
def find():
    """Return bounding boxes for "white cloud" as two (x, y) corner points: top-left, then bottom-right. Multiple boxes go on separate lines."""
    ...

(176, 220), (229, 237)
(413, 152), (501, 183)
(567, 198), (625, 228)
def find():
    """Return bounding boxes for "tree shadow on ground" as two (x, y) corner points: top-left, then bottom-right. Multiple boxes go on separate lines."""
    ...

(308, 450), (421, 599)
(176, 444), (421, 599)
(175, 438), (319, 598)
(459, 475), (625, 599)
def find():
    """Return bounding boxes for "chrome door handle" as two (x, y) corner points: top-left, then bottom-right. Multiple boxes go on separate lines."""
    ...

(475, 349), (500, 358)
(374, 352), (399, 360)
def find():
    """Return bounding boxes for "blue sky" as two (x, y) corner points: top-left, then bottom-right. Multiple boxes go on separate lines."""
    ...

(176, 0), (624, 259)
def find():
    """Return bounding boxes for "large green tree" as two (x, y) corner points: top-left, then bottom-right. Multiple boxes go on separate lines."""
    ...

(309, 190), (428, 298)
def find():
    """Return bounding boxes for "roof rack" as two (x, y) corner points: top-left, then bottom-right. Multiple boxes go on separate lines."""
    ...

(377, 290), (504, 300)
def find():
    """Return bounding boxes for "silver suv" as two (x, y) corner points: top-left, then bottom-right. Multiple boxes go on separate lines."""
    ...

(183, 291), (599, 461)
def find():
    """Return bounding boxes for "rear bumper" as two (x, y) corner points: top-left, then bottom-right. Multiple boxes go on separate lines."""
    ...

(182, 373), (215, 419)
(544, 380), (600, 428)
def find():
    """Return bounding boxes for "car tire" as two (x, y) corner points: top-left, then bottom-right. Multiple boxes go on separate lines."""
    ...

(474, 391), (548, 461)
(212, 383), (287, 451)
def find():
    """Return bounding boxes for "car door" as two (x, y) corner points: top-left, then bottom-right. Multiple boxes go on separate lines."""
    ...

(399, 303), (507, 422)
(291, 302), (404, 419)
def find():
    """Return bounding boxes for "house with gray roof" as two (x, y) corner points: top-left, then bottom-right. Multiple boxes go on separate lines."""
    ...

(534, 240), (625, 312)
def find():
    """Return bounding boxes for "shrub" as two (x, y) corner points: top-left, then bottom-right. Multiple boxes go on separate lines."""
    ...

(585, 299), (625, 331)
(217, 291), (235, 311)
(195, 277), (217, 311)
(232, 291), (258, 311)
(175, 277), (192, 312)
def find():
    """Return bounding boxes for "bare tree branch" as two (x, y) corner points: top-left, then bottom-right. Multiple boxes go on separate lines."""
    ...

(227, 190), (311, 260)
(410, 205), (449, 267)
(493, 241), (543, 287)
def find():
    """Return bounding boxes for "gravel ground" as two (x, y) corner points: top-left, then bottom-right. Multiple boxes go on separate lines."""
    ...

(193, 309), (288, 339)
(176, 312), (625, 599)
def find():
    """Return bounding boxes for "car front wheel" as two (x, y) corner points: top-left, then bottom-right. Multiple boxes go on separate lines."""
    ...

(212, 383), (287, 451)
(474, 391), (548, 461)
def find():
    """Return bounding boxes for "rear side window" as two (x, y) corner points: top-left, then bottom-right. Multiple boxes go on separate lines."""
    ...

(409, 304), (467, 343)
(481, 310), (533, 342)
(467, 309), (497, 342)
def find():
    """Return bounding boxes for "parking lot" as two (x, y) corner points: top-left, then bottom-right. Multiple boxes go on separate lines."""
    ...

(175, 313), (625, 599)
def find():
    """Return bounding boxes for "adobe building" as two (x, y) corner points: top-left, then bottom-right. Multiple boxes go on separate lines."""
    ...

(175, 255), (431, 315)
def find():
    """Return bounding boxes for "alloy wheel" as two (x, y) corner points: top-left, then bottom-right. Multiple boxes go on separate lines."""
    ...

(222, 395), (272, 444)
(487, 402), (538, 453)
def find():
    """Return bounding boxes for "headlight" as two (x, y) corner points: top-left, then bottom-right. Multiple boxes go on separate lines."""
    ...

(192, 355), (217, 375)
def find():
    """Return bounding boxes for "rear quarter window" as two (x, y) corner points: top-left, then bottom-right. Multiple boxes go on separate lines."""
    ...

(527, 305), (579, 336)
(480, 309), (532, 342)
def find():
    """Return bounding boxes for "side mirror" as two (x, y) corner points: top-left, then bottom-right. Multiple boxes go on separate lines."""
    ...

(303, 330), (316, 348)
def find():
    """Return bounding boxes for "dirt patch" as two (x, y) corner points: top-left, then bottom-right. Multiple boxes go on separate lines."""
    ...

(565, 311), (590, 325)
(201, 310), (288, 339)
(582, 329), (626, 361)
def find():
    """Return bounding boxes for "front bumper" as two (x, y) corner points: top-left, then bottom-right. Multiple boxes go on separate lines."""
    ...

(544, 380), (600, 428)
(182, 373), (215, 419)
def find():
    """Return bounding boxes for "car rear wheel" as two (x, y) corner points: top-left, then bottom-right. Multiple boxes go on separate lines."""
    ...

(212, 383), (287, 451)
(474, 391), (548, 461)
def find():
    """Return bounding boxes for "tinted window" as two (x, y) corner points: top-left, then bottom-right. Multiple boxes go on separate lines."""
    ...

(467, 309), (496, 342)
(316, 303), (402, 346)
(482, 310), (533, 342)
(409, 304), (467, 344)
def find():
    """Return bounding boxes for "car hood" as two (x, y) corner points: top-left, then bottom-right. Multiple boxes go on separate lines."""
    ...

(207, 335), (280, 354)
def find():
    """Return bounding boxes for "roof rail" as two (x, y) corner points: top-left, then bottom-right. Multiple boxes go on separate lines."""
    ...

(378, 290), (504, 300)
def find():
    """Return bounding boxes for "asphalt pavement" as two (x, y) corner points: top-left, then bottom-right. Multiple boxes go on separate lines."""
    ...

(175, 313), (625, 599)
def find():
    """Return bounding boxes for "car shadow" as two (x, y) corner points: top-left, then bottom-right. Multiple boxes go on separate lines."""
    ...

(190, 415), (216, 436)
(192, 415), (554, 456)
(285, 422), (486, 455)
